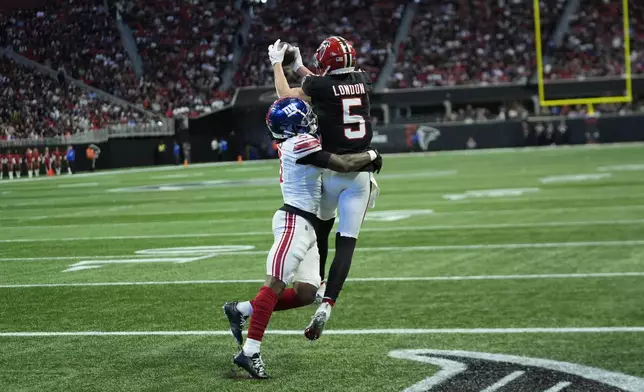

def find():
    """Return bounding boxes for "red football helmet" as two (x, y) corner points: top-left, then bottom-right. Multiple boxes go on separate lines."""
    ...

(312, 36), (357, 76)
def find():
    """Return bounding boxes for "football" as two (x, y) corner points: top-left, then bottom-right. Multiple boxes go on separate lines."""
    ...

(278, 41), (297, 68)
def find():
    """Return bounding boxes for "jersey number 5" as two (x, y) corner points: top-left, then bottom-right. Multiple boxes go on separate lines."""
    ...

(342, 98), (366, 140)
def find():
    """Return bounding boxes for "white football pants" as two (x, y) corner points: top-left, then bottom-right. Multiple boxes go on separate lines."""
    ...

(318, 171), (376, 239)
(266, 210), (321, 287)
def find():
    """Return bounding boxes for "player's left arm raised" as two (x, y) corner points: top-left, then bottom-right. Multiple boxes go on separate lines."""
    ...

(269, 39), (311, 101)
(297, 149), (381, 173)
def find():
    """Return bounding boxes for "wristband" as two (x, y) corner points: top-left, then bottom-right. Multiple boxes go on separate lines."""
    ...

(367, 150), (378, 161)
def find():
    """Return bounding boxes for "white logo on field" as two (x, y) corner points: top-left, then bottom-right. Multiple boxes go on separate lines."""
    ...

(539, 173), (611, 184)
(365, 209), (434, 222)
(444, 188), (540, 201)
(63, 245), (255, 272)
(390, 349), (644, 391)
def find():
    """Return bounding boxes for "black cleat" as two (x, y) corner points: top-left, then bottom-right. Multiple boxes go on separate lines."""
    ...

(304, 310), (327, 341)
(223, 301), (247, 346)
(233, 350), (270, 379)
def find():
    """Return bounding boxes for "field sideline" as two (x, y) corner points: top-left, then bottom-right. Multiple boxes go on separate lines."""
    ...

(1, 143), (644, 391)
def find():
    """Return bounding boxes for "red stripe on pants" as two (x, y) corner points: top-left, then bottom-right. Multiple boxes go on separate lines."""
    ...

(280, 213), (297, 279)
(272, 213), (295, 280)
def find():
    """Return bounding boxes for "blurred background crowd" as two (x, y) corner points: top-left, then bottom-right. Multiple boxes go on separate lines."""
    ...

(0, 0), (642, 141)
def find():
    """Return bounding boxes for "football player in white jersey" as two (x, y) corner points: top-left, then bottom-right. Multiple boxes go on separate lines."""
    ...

(222, 97), (382, 379)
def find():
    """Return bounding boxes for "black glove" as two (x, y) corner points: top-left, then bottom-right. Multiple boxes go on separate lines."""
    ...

(372, 150), (382, 174)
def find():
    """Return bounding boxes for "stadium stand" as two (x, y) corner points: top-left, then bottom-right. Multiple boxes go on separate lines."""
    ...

(126, 0), (240, 114)
(0, 56), (152, 140)
(388, 0), (567, 88)
(1, 0), (642, 141)
(2, 2), (138, 100)
(234, 0), (404, 87)
(1, 0), (237, 119)
(545, 0), (644, 79)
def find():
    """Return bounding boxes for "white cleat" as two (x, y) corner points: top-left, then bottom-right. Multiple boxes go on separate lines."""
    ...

(304, 302), (332, 341)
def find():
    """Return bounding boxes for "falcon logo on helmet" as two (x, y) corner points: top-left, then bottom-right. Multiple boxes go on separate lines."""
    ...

(313, 36), (357, 76)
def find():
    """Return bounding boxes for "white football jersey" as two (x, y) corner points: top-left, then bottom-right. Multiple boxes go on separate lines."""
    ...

(277, 133), (323, 215)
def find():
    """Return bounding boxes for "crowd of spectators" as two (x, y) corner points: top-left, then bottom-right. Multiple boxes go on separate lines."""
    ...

(389, 0), (564, 88)
(125, 0), (241, 114)
(545, 0), (644, 80)
(1, 0), (238, 118)
(235, 0), (403, 87)
(0, 56), (152, 140)
(2, 0), (644, 143)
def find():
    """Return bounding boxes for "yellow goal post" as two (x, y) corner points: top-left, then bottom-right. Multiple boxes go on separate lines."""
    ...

(533, 0), (633, 113)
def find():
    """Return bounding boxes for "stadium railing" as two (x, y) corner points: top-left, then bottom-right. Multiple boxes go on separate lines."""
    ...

(0, 123), (173, 148)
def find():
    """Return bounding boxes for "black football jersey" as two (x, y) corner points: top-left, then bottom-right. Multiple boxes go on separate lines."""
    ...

(302, 71), (373, 155)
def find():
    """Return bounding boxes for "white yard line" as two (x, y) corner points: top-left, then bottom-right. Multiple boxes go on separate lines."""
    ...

(480, 371), (525, 392)
(2, 241), (644, 263)
(0, 255), (155, 262)
(7, 238), (644, 250)
(378, 142), (644, 158)
(1, 272), (643, 288)
(3, 203), (644, 223)
(3, 217), (644, 243)
(4, 218), (644, 231)
(1, 327), (644, 337)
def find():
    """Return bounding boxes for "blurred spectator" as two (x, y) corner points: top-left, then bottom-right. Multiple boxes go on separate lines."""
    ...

(2, 0), (238, 118)
(389, 0), (566, 88)
(127, 0), (240, 115)
(0, 56), (152, 140)
(235, 0), (403, 87)
(545, 0), (644, 79)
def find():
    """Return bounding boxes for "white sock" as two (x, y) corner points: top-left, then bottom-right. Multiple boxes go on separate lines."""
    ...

(243, 338), (261, 355)
(236, 301), (253, 317)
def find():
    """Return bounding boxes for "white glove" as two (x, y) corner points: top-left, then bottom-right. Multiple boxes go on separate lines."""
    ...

(268, 39), (287, 66)
(291, 46), (304, 72)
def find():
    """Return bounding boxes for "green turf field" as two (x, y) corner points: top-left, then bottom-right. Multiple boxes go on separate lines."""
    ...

(1, 144), (644, 391)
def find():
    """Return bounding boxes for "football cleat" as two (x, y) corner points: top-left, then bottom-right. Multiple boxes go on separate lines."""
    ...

(222, 301), (247, 346)
(314, 281), (326, 304)
(304, 303), (331, 341)
(233, 350), (270, 379)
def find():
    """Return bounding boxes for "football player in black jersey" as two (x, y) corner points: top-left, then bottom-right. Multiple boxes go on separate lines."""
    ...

(268, 36), (382, 340)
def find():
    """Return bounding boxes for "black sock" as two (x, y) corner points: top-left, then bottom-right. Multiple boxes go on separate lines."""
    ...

(323, 233), (357, 303)
(316, 218), (335, 280)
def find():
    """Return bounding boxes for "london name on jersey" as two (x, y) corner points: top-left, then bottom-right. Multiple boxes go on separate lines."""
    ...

(332, 83), (367, 97)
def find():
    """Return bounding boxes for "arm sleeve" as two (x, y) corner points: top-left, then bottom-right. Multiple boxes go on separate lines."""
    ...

(296, 150), (332, 168)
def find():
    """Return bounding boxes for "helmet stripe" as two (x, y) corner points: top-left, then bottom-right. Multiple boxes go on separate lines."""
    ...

(336, 36), (353, 68)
